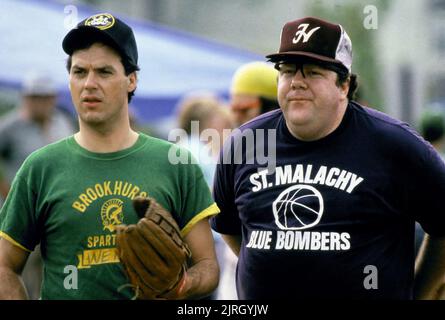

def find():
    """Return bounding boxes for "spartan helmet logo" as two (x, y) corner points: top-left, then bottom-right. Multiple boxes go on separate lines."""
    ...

(101, 199), (124, 232)
(292, 23), (321, 44)
(272, 184), (324, 230)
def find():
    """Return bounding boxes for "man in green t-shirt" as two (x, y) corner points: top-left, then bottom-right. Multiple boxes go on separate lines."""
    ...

(0, 13), (220, 300)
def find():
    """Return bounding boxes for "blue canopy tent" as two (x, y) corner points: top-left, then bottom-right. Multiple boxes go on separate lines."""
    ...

(0, 0), (262, 126)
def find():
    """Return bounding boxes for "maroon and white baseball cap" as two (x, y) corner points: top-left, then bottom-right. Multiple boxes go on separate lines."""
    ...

(266, 17), (353, 73)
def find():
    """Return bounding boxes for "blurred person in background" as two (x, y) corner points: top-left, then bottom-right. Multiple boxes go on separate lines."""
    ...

(0, 72), (75, 299)
(229, 61), (279, 127)
(174, 94), (234, 299)
(175, 94), (233, 184)
(0, 72), (76, 200)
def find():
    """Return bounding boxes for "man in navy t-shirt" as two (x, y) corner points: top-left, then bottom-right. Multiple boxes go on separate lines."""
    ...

(210, 16), (445, 299)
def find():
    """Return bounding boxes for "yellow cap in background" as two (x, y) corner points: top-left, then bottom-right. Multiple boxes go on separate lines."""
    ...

(230, 61), (278, 100)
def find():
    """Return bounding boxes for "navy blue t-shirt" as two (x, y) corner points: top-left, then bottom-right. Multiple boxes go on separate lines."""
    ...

(210, 102), (445, 299)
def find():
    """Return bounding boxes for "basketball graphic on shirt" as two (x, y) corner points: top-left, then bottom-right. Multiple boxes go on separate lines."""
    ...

(272, 184), (324, 230)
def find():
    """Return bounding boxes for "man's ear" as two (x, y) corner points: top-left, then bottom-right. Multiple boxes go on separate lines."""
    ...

(128, 72), (137, 92)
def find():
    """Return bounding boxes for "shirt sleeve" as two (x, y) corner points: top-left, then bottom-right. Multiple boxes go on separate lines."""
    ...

(402, 133), (445, 237)
(0, 168), (40, 252)
(210, 138), (242, 235)
(176, 152), (220, 237)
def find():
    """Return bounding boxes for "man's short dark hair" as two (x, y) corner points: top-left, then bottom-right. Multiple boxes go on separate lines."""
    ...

(65, 34), (140, 103)
(333, 67), (358, 102)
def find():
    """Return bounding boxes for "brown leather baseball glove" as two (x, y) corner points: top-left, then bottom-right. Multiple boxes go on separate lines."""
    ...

(116, 196), (191, 299)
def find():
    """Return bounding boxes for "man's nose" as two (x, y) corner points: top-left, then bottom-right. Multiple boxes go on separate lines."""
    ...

(84, 71), (98, 89)
(291, 69), (307, 90)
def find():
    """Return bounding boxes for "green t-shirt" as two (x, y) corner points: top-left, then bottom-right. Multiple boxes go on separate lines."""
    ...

(0, 133), (219, 299)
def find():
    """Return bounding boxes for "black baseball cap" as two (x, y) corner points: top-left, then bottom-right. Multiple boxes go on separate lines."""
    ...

(62, 13), (138, 66)
(266, 17), (352, 73)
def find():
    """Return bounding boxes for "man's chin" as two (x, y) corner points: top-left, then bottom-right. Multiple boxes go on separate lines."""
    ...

(79, 115), (106, 126)
(285, 111), (312, 127)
